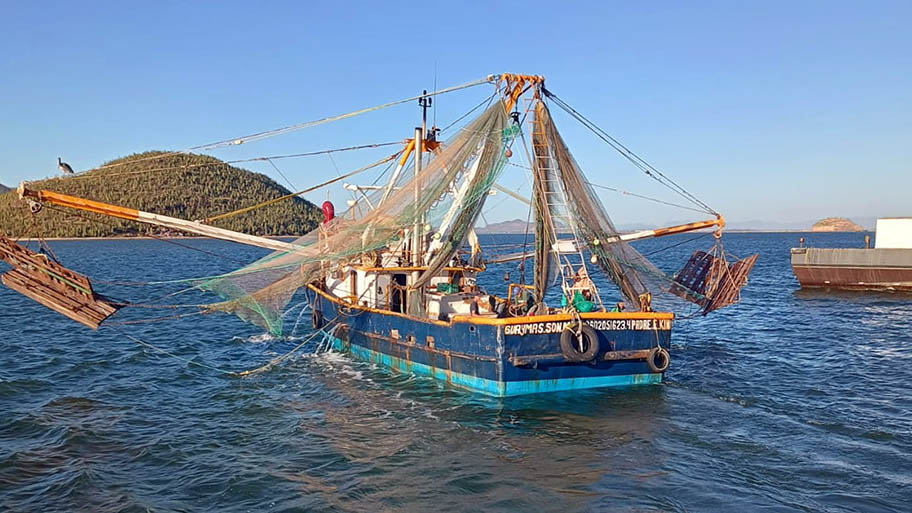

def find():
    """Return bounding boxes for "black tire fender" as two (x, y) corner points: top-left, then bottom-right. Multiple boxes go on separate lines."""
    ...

(646, 347), (670, 373)
(560, 323), (600, 362)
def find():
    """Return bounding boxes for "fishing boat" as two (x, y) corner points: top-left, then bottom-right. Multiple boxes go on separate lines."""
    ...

(0, 74), (757, 396)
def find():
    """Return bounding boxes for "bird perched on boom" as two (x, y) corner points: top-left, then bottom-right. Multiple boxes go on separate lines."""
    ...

(57, 157), (74, 175)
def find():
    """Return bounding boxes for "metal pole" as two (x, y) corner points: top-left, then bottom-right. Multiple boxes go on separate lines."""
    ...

(415, 89), (429, 267)
(412, 126), (423, 266)
(407, 125), (425, 316)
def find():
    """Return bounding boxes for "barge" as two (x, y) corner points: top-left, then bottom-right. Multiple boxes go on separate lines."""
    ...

(791, 218), (912, 291)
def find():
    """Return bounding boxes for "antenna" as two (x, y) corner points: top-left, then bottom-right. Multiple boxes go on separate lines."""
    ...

(419, 89), (431, 135)
(433, 61), (438, 127)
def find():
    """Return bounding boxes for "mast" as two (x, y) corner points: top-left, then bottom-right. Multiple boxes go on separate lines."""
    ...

(406, 91), (431, 316)
(411, 125), (423, 266)
(412, 90), (431, 266)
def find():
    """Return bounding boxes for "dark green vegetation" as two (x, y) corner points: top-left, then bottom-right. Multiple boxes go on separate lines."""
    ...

(0, 152), (321, 238)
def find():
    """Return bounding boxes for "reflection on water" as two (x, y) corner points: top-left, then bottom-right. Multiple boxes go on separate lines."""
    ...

(1, 233), (910, 512)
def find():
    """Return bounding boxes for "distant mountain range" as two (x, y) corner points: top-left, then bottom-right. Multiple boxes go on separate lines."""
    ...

(0, 183), (10, 194)
(725, 217), (876, 232)
(477, 218), (647, 234)
(477, 217), (877, 234)
(476, 219), (542, 234)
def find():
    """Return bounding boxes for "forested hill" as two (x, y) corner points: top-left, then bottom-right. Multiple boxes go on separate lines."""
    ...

(0, 152), (322, 238)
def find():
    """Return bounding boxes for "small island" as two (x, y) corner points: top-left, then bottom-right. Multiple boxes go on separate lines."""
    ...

(811, 217), (864, 232)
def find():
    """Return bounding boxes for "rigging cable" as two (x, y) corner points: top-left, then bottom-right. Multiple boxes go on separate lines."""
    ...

(641, 232), (712, 257)
(586, 182), (709, 214)
(108, 313), (343, 377)
(202, 151), (401, 223)
(235, 315), (342, 376)
(439, 93), (498, 134)
(265, 158), (296, 191)
(541, 88), (718, 216)
(110, 326), (238, 376)
(72, 77), (496, 176)
(503, 161), (708, 215)
(105, 310), (208, 326)
(62, 141), (403, 181)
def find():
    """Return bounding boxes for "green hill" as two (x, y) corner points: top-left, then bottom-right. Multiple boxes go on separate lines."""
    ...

(0, 151), (322, 238)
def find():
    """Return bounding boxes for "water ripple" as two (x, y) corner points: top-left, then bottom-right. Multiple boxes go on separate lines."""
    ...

(0, 234), (910, 512)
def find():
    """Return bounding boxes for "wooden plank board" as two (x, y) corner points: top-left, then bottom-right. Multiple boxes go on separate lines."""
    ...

(0, 234), (119, 329)
(669, 249), (758, 315)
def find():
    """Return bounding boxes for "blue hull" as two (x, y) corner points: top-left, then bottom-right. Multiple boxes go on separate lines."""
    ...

(313, 288), (672, 397)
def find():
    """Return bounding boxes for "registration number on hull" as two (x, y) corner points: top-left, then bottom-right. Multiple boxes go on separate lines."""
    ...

(503, 318), (672, 336)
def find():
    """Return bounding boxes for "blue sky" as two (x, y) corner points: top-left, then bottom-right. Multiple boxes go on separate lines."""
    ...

(1, 1), (909, 228)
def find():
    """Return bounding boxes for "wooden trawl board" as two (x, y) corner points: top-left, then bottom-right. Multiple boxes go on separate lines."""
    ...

(702, 254), (758, 315)
(670, 250), (758, 315)
(0, 233), (119, 329)
(669, 250), (713, 306)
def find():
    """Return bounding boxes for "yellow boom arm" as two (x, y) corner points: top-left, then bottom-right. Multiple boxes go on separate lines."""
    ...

(18, 184), (299, 252)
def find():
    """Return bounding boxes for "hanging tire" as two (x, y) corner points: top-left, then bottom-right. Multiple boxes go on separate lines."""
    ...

(560, 323), (600, 362)
(646, 347), (670, 373)
(312, 306), (323, 330)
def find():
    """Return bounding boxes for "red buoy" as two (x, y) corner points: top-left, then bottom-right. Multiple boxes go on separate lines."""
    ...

(321, 201), (335, 224)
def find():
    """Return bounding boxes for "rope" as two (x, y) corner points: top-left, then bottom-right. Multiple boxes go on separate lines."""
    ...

(440, 93), (498, 133)
(61, 142), (404, 181)
(235, 315), (342, 376)
(503, 161), (705, 215)
(265, 158), (296, 192)
(109, 311), (343, 377)
(111, 326), (238, 376)
(586, 182), (708, 214)
(516, 114), (538, 287)
(110, 301), (209, 309)
(106, 310), (207, 326)
(32, 264), (93, 296)
(642, 232), (712, 257)
(541, 89), (718, 215)
(70, 77), (494, 176)
(202, 152), (400, 223)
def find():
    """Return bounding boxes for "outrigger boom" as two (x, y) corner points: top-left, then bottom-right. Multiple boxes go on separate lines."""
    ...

(487, 217), (725, 264)
(16, 183), (724, 254)
(17, 184), (298, 252)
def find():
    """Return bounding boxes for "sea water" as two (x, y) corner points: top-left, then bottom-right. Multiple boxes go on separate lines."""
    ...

(0, 233), (909, 512)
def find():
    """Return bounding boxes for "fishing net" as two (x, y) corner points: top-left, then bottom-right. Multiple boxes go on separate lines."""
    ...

(531, 100), (700, 312)
(200, 104), (511, 334)
(199, 95), (750, 334)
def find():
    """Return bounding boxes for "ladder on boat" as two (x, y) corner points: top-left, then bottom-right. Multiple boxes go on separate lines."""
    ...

(524, 99), (605, 310)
